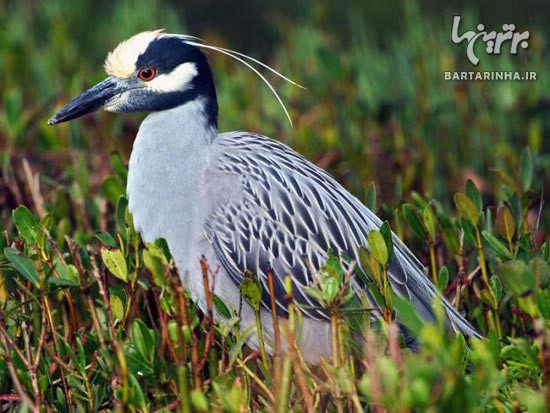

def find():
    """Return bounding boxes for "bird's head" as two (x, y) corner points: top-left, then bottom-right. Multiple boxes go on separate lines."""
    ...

(48, 30), (218, 126)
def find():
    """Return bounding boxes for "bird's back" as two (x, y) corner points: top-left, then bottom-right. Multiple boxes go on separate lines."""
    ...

(208, 131), (480, 339)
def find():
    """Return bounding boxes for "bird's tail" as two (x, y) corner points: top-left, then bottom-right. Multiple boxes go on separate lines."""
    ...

(389, 238), (482, 339)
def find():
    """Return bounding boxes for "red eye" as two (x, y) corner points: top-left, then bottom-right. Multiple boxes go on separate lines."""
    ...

(138, 67), (157, 81)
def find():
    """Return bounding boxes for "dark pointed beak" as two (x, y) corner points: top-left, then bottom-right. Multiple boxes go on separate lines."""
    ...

(48, 77), (123, 125)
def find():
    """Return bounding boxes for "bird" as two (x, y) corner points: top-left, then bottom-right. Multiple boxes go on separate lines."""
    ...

(48, 30), (480, 363)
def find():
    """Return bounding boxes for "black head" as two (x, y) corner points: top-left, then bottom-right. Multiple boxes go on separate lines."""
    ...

(48, 31), (218, 127)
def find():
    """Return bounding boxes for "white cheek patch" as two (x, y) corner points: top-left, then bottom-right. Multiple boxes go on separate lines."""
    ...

(147, 62), (198, 92)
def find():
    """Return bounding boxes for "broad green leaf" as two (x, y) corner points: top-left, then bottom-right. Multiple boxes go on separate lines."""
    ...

(12, 206), (41, 245)
(490, 275), (503, 302)
(365, 182), (377, 212)
(116, 196), (128, 241)
(214, 294), (232, 318)
(438, 265), (449, 292)
(379, 221), (394, 261)
(95, 231), (117, 248)
(402, 204), (426, 240)
(393, 295), (423, 336)
(496, 259), (534, 297)
(515, 384), (545, 413)
(496, 204), (515, 244)
(101, 248), (128, 282)
(128, 373), (146, 409)
(101, 176), (125, 207)
(111, 153), (128, 180)
(319, 249), (344, 284)
(482, 230), (513, 260)
(110, 295), (124, 322)
(154, 238), (172, 262)
(4, 247), (39, 287)
(519, 147), (533, 192)
(454, 193), (479, 225)
(422, 204), (437, 242)
(191, 389), (209, 412)
(465, 179), (482, 213)
(538, 289), (550, 319)
(240, 271), (262, 311)
(143, 242), (168, 286)
(131, 319), (155, 363)
(367, 230), (388, 266)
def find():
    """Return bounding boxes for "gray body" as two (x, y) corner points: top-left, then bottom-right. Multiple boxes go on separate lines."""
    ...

(127, 99), (478, 362)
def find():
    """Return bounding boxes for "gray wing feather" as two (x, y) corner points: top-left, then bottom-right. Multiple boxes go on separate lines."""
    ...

(207, 132), (480, 338)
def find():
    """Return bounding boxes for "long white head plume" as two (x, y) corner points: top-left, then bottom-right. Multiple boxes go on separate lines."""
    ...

(181, 36), (304, 126)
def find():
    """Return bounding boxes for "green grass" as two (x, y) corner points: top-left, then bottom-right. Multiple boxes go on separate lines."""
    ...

(0, 1), (549, 412)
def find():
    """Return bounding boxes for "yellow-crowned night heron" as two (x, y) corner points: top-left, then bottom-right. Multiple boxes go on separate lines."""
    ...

(49, 30), (480, 362)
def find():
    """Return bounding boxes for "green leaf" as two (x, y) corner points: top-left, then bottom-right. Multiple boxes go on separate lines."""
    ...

(367, 230), (388, 266)
(95, 231), (118, 248)
(48, 263), (81, 288)
(422, 204), (437, 242)
(191, 389), (209, 412)
(214, 294), (232, 318)
(454, 193), (479, 225)
(101, 248), (128, 282)
(4, 248), (39, 287)
(538, 289), (550, 319)
(496, 259), (534, 297)
(154, 238), (172, 262)
(519, 147), (533, 192)
(482, 230), (513, 260)
(101, 176), (125, 207)
(111, 153), (128, 180)
(128, 373), (146, 409)
(365, 181), (377, 212)
(240, 271), (262, 311)
(515, 384), (545, 413)
(116, 196), (128, 242)
(131, 319), (155, 363)
(110, 295), (124, 322)
(490, 275), (503, 302)
(379, 221), (394, 261)
(496, 204), (515, 244)
(402, 204), (426, 240)
(12, 206), (41, 245)
(393, 295), (423, 336)
(465, 179), (482, 213)
(143, 243), (168, 286)
(438, 265), (449, 292)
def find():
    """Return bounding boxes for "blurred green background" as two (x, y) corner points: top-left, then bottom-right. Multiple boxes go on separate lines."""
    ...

(1, 0), (549, 238)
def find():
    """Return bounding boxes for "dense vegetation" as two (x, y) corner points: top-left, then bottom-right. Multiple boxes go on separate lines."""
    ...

(0, 1), (548, 412)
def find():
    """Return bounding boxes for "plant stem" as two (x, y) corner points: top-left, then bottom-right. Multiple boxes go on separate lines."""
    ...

(475, 226), (502, 339)
(278, 276), (295, 413)
(429, 241), (438, 284)
(254, 309), (269, 369)
(177, 365), (192, 413)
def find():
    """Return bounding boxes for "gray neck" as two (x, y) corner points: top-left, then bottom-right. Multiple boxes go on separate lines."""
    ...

(140, 98), (217, 147)
(127, 99), (217, 248)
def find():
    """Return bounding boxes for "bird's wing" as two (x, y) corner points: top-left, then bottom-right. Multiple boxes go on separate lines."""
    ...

(207, 132), (479, 337)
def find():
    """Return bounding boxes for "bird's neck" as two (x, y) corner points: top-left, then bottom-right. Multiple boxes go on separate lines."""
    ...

(143, 97), (218, 144)
(127, 98), (217, 244)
